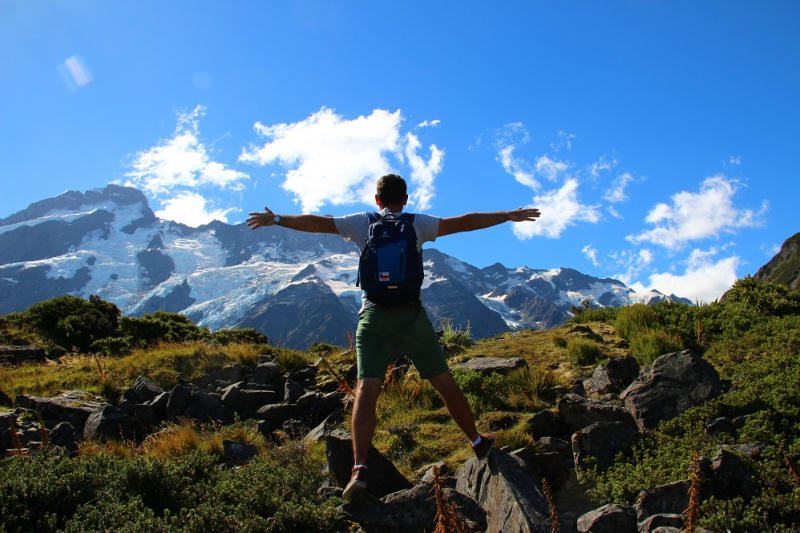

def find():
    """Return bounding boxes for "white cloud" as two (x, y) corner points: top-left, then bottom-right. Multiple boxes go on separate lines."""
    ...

(512, 178), (601, 239)
(240, 107), (442, 213)
(550, 131), (577, 151)
(418, 119), (441, 128)
(627, 175), (767, 250)
(535, 155), (568, 182)
(612, 248), (655, 287)
(582, 244), (600, 267)
(607, 205), (623, 219)
(646, 248), (741, 303)
(603, 172), (634, 203)
(155, 191), (238, 227)
(404, 133), (443, 211)
(729, 156), (741, 165)
(125, 106), (249, 197)
(587, 156), (615, 178)
(498, 144), (539, 190)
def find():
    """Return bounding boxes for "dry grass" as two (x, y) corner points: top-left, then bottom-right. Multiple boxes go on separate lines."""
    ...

(683, 451), (703, 533)
(542, 478), (561, 533)
(431, 465), (473, 533)
(0, 342), (262, 398)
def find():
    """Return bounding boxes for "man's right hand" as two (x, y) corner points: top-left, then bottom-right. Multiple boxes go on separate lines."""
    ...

(246, 207), (277, 229)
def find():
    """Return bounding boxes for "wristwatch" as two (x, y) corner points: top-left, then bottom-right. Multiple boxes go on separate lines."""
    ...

(273, 214), (281, 225)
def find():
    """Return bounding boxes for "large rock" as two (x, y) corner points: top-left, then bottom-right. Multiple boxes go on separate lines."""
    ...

(583, 356), (639, 398)
(524, 409), (570, 440)
(557, 393), (636, 434)
(131, 376), (164, 403)
(634, 480), (691, 521)
(0, 345), (46, 364)
(455, 450), (549, 533)
(340, 481), (486, 533)
(83, 405), (138, 442)
(15, 391), (102, 431)
(704, 449), (756, 500)
(576, 503), (637, 533)
(220, 382), (280, 412)
(165, 383), (234, 424)
(250, 361), (283, 385)
(325, 429), (412, 499)
(451, 356), (527, 375)
(572, 421), (637, 469)
(621, 350), (723, 431)
(48, 422), (80, 453)
(638, 514), (685, 533)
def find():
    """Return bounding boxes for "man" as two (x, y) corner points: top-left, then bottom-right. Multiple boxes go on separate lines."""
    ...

(246, 174), (540, 502)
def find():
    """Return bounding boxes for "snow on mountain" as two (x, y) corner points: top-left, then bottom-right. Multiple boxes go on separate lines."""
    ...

(0, 185), (690, 349)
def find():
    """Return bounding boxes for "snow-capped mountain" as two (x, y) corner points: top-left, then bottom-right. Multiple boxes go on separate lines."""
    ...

(0, 185), (689, 349)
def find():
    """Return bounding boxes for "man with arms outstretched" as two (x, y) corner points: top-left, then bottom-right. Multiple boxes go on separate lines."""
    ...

(247, 174), (540, 502)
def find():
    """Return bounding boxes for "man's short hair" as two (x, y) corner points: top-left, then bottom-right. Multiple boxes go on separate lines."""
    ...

(377, 174), (407, 205)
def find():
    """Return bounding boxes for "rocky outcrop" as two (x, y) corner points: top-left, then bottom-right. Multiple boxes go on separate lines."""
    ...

(557, 393), (636, 434)
(572, 421), (637, 469)
(324, 429), (413, 499)
(621, 350), (723, 432)
(83, 405), (138, 442)
(455, 450), (550, 533)
(340, 481), (486, 533)
(583, 356), (639, 399)
(451, 356), (527, 375)
(0, 345), (47, 365)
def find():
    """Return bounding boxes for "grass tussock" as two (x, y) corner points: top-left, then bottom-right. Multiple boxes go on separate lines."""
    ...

(567, 337), (605, 366)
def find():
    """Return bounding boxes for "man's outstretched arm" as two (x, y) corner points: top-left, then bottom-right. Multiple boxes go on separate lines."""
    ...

(246, 207), (339, 234)
(437, 207), (540, 237)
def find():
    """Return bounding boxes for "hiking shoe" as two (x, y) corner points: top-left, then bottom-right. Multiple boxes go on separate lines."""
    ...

(471, 434), (495, 460)
(342, 466), (368, 502)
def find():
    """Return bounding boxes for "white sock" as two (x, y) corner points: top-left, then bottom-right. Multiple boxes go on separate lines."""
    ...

(470, 435), (482, 447)
(353, 464), (368, 470)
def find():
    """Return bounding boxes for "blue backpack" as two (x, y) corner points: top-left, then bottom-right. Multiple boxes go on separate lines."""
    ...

(357, 212), (424, 306)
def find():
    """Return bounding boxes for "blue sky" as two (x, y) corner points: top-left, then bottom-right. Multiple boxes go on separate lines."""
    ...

(2, 1), (798, 302)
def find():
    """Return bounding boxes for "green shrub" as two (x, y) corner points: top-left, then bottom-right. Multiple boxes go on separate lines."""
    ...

(613, 304), (659, 340)
(569, 305), (621, 325)
(25, 295), (121, 353)
(120, 312), (209, 348)
(210, 328), (269, 346)
(567, 337), (605, 366)
(628, 329), (684, 366)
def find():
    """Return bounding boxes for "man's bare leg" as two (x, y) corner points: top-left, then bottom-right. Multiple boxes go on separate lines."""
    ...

(351, 377), (383, 466)
(428, 370), (480, 442)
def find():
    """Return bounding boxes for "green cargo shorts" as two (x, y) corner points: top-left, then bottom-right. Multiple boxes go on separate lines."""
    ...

(355, 304), (449, 380)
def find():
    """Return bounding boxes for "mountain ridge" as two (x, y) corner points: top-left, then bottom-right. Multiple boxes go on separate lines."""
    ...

(0, 185), (691, 349)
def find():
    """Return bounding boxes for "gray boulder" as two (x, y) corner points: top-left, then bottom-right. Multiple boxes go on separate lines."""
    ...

(638, 514), (684, 533)
(251, 361), (282, 385)
(576, 503), (636, 533)
(634, 480), (691, 521)
(16, 391), (102, 431)
(220, 382), (280, 412)
(49, 422), (80, 453)
(455, 449), (549, 533)
(621, 350), (723, 432)
(557, 393), (636, 434)
(340, 481), (486, 533)
(524, 409), (570, 440)
(325, 429), (412, 499)
(572, 421), (637, 469)
(583, 356), (639, 398)
(131, 376), (164, 402)
(254, 404), (296, 426)
(705, 449), (755, 500)
(0, 345), (46, 364)
(83, 405), (138, 442)
(451, 356), (527, 375)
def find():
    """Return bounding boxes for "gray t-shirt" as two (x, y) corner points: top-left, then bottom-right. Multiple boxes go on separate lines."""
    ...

(334, 208), (440, 309)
